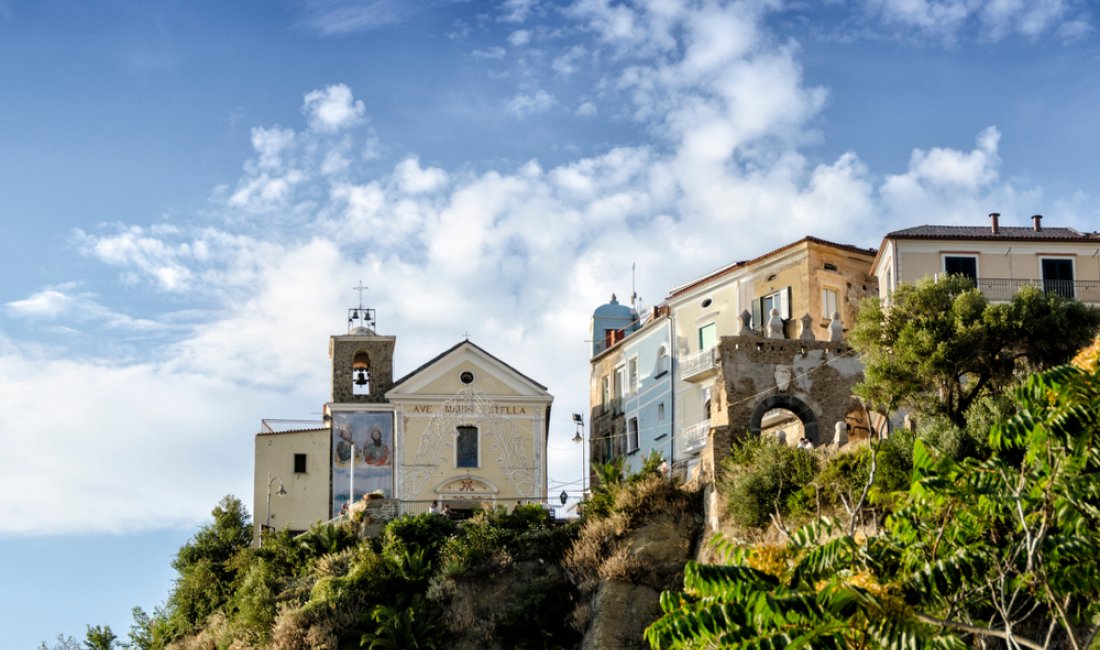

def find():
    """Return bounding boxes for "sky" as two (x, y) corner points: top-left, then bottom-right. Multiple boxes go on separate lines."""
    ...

(2, 0), (1099, 646)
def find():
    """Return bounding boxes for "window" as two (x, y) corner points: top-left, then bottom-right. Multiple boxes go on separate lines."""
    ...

(293, 453), (307, 474)
(822, 288), (839, 320)
(456, 426), (478, 468)
(351, 351), (371, 396)
(655, 346), (669, 376)
(628, 417), (639, 452)
(753, 288), (791, 328)
(1041, 258), (1075, 299)
(614, 365), (626, 399)
(702, 386), (713, 420)
(460, 371), (474, 384)
(698, 322), (717, 351)
(823, 262), (838, 271)
(601, 375), (611, 412)
(943, 256), (978, 284)
(628, 357), (638, 394)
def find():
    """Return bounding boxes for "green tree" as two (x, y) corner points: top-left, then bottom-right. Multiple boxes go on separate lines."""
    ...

(646, 365), (1100, 649)
(37, 634), (81, 650)
(83, 625), (117, 650)
(850, 276), (1099, 427)
(163, 495), (252, 639)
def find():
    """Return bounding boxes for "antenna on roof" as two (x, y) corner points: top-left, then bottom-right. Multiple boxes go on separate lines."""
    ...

(631, 262), (637, 311)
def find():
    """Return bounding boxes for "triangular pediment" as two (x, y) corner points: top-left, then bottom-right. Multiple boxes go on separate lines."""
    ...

(386, 340), (551, 400)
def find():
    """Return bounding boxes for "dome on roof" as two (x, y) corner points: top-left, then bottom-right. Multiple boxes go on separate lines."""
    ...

(350, 326), (375, 336)
(593, 293), (637, 320)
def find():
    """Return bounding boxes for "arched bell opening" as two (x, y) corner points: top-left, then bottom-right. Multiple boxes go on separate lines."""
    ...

(351, 351), (371, 396)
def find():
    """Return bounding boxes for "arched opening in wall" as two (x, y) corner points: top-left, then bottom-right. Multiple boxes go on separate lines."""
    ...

(749, 395), (819, 447)
(759, 407), (805, 446)
(352, 351), (371, 396)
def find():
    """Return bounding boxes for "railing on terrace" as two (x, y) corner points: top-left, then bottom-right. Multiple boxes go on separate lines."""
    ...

(261, 418), (326, 433)
(679, 346), (717, 379)
(398, 497), (563, 518)
(974, 278), (1100, 303)
(678, 419), (711, 456)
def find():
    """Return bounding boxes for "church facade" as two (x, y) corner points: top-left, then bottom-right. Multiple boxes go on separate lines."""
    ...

(253, 305), (552, 541)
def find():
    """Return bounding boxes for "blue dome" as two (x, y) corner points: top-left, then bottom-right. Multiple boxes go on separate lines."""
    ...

(593, 294), (637, 321)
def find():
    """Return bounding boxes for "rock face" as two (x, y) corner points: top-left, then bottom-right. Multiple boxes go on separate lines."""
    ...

(568, 478), (703, 650)
(582, 517), (697, 649)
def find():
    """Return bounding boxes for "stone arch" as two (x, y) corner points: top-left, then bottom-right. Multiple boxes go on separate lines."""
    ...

(749, 395), (819, 444)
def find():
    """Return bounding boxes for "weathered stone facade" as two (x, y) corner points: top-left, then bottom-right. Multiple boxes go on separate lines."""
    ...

(330, 334), (396, 403)
(703, 334), (864, 481)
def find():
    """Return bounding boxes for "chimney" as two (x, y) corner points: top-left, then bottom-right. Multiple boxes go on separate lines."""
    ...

(989, 212), (1000, 234)
(1032, 214), (1043, 232)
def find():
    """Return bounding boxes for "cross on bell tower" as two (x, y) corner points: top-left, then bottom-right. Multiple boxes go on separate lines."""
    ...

(348, 280), (377, 334)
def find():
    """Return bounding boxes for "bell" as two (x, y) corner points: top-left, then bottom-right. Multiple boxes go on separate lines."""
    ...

(351, 309), (360, 319)
(355, 370), (369, 386)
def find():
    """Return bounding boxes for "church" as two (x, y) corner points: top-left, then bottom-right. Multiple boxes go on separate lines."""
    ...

(252, 299), (553, 540)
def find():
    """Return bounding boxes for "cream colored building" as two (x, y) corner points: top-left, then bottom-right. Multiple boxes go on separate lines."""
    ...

(389, 341), (552, 506)
(253, 422), (330, 539)
(254, 305), (552, 542)
(665, 237), (877, 467)
(873, 213), (1100, 306)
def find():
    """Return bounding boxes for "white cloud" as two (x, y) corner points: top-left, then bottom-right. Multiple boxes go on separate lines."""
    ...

(471, 46), (507, 59)
(552, 45), (587, 76)
(302, 83), (366, 133)
(863, 0), (1087, 43)
(302, 0), (417, 35)
(508, 29), (532, 46)
(506, 89), (556, 115)
(6, 287), (163, 331)
(500, 0), (539, 23)
(4, 1), (1071, 536)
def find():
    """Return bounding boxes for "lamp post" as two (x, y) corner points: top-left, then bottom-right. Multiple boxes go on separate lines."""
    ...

(263, 474), (287, 542)
(571, 413), (586, 502)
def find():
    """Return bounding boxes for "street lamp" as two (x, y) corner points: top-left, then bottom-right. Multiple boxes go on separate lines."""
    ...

(572, 413), (586, 501)
(263, 474), (287, 542)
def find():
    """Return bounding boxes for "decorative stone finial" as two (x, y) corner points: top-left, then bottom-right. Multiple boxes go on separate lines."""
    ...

(766, 307), (784, 339)
(738, 309), (753, 336)
(799, 313), (815, 341)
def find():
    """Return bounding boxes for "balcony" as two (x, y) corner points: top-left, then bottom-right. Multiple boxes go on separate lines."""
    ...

(678, 419), (711, 456)
(680, 347), (718, 382)
(974, 278), (1100, 305)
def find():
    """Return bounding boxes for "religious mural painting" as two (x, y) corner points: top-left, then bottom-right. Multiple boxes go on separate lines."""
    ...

(331, 410), (393, 515)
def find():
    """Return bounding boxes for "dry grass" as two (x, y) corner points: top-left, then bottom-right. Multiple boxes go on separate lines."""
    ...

(564, 475), (703, 635)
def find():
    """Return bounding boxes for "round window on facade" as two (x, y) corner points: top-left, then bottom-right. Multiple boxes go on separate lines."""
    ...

(701, 298), (712, 308)
(460, 371), (475, 384)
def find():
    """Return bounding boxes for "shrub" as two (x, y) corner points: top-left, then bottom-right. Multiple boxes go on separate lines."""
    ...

(720, 437), (819, 529)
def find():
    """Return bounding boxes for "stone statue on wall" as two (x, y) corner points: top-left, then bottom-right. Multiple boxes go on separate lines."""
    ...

(766, 307), (784, 339)
(829, 312), (843, 342)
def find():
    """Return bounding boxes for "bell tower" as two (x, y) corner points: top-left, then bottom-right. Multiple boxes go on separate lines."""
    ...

(330, 282), (396, 404)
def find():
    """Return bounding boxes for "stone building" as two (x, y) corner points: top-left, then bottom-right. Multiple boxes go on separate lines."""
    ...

(665, 237), (877, 477)
(253, 301), (552, 541)
(587, 237), (878, 484)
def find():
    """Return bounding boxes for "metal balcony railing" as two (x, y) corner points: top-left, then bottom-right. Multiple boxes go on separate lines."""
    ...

(679, 347), (717, 380)
(678, 419), (711, 456)
(973, 278), (1100, 304)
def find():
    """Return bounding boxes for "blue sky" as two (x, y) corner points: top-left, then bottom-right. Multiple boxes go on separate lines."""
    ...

(2, 0), (1098, 646)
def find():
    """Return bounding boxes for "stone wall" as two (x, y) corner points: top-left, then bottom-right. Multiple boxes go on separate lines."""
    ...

(705, 335), (864, 482)
(331, 335), (396, 403)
